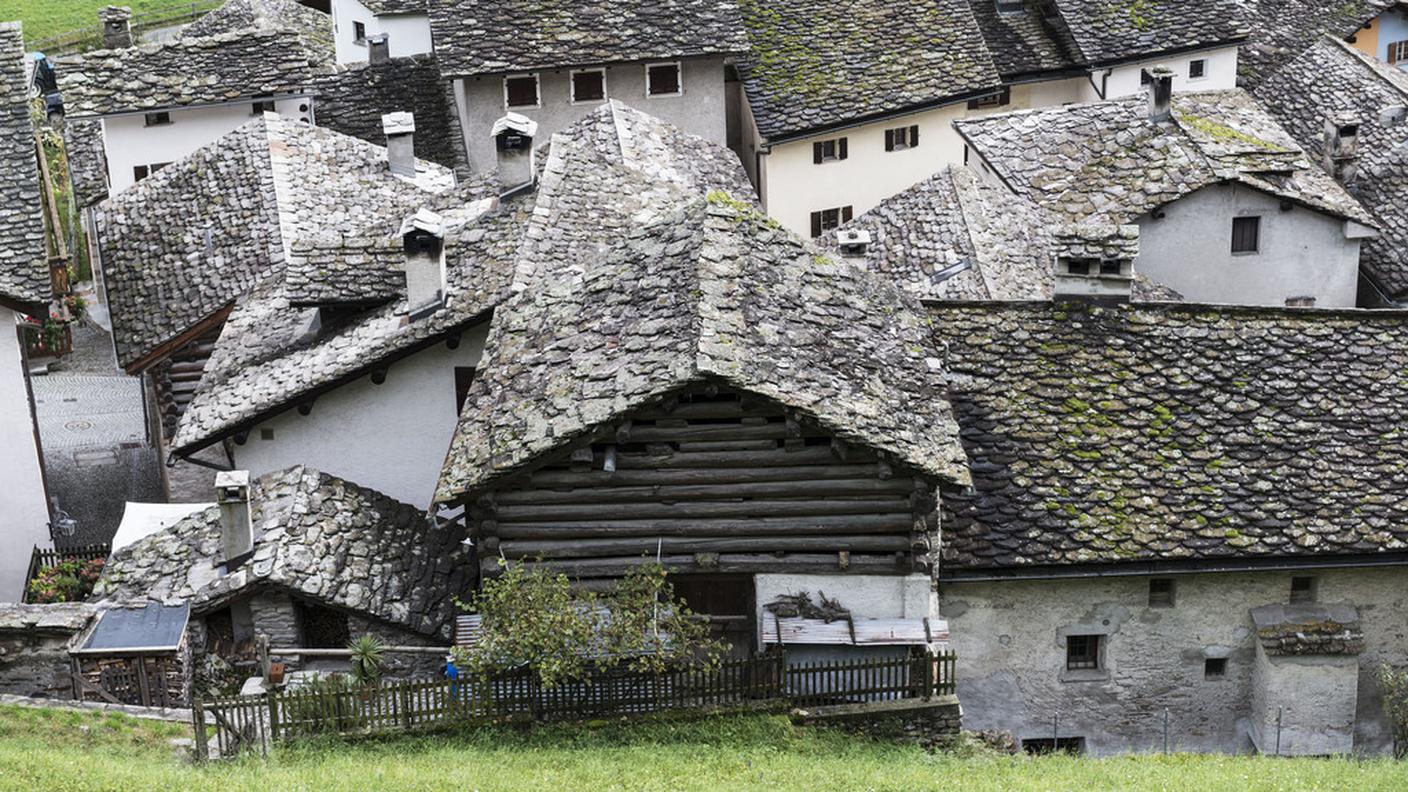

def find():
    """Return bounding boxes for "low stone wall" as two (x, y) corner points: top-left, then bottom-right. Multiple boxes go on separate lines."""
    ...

(790, 696), (963, 749)
(0, 604), (96, 699)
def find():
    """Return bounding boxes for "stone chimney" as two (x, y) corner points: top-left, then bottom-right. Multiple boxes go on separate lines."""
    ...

(1323, 112), (1361, 182)
(490, 112), (539, 191)
(1052, 224), (1139, 303)
(1144, 66), (1174, 123)
(836, 228), (872, 257)
(383, 111), (416, 178)
(214, 470), (253, 568)
(367, 33), (390, 64)
(995, 0), (1025, 13)
(401, 208), (446, 315)
(99, 6), (133, 49)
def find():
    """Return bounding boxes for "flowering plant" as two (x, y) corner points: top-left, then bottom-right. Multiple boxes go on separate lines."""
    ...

(26, 557), (105, 603)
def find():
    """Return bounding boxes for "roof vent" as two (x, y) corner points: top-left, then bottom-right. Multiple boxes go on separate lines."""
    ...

(836, 228), (872, 257)
(995, 0), (1025, 13)
(490, 113), (538, 193)
(214, 470), (253, 569)
(99, 6), (133, 49)
(367, 33), (390, 64)
(1323, 112), (1361, 182)
(383, 111), (416, 178)
(1144, 66), (1174, 123)
(1052, 224), (1139, 304)
(401, 208), (447, 317)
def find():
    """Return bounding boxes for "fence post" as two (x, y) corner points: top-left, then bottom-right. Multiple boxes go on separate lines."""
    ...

(192, 699), (208, 762)
(923, 651), (933, 700)
(266, 690), (279, 744)
(775, 649), (787, 701)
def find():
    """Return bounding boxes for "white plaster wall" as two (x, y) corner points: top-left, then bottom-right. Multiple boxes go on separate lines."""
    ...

(101, 97), (311, 196)
(330, 0), (432, 65)
(1250, 647), (1360, 755)
(1084, 45), (1241, 102)
(453, 58), (729, 172)
(941, 567), (1408, 755)
(0, 309), (52, 602)
(1136, 183), (1362, 307)
(754, 573), (934, 621)
(230, 322), (488, 508)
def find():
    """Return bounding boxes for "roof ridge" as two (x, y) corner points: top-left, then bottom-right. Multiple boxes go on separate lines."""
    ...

(946, 167), (998, 301)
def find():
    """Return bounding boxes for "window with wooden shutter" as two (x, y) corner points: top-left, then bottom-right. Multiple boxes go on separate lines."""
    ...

(1231, 216), (1260, 254)
(809, 206), (851, 237)
(646, 62), (682, 96)
(504, 74), (539, 108)
(884, 129), (894, 152)
(909, 124), (919, 147)
(886, 126), (920, 151)
(838, 137), (848, 159)
(810, 211), (822, 237)
(813, 138), (845, 163)
(1389, 40), (1408, 63)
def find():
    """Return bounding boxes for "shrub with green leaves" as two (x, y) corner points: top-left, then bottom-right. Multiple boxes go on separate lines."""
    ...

(26, 557), (104, 603)
(1378, 664), (1408, 759)
(348, 635), (385, 687)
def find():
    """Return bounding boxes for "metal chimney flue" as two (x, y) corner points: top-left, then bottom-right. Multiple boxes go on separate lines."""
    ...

(367, 33), (390, 64)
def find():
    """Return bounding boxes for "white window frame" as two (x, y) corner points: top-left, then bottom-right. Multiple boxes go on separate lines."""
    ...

(570, 68), (608, 104)
(645, 61), (683, 98)
(1188, 58), (1208, 81)
(503, 73), (541, 110)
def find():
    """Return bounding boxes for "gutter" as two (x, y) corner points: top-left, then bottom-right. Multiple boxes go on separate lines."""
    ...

(941, 552), (1408, 583)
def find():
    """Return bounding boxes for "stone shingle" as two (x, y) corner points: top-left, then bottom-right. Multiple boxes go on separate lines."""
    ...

(933, 301), (1408, 571)
(310, 55), (467, 171)
(1238, 0), (1391, 88)
(1050, 0), (1247, 65)
(428, 0), (748, 77)
(182, 0), (332, 54)
(0, 23), (49, 311)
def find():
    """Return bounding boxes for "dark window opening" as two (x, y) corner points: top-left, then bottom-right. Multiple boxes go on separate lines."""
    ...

(885, 125), (920, 151)
(670, 574), (753, 616)
(1231, 216), (1260, 254)
(505, 75), (539, 108)
(1023, 737), (1085, 755)
(812, 137), (848, 164)
(1189, 59), (1207, 79)
(572, 70), (606, 102)
(1148, 578), (1175, 607)
(295, 600), (350, 649)
(455, 366), (477, 415)
(1064, 258), (1094, 275)
(259, 428), (275, 441)
(1290, 576), (1317, 603)
(646, 63), (681, 96)
(1204, 657), (1227, 678)
(1099, 259), (1122, 275)
(809, 205), (853, 237)
(353, 21), (366, 42)
(252, 97), (277, 115)
(1066, 634), (1100, 670)
(144, 111), (171, 127)
(133, 165), (149, 182)
(204, 607), (236, 657)
(967, 87), (1011, 110)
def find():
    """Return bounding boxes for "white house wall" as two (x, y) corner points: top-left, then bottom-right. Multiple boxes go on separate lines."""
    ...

(100, 98), (311, 197)
(453, 58), (728, 173)
(1088, 46), (1241, 102)
(1135, 183), (1361, 308)
(942, 567), (1408, 756)
(229, 322), (488, 508)
(0, 309), (52, 602)
(330, 0), (433, 65)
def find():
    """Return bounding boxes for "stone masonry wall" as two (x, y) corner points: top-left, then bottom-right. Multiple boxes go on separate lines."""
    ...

(0, 604), (96, 699)
(942, 567), (1408, 756)
(311, 55), (466, 172)
(791, 697), (963, 749)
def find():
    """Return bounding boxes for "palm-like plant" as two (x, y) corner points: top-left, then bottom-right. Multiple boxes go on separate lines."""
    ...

(348, 635), (386, 687)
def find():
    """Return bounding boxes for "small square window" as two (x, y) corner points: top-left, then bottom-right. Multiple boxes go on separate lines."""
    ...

(505, 74), (539, 109)
(132, 164), (150, 182)
(646, 62), (681, 96)
(1148, 578), (1175, 607)
(144, 111), (171, 127)
(353, 21), (366, 43)
(1098, 259), (1123, 275)
(1189, 59), (1207, 80)
(1290, 576), (1317, 603)
(1066, 634), (1101, 670)
(886, 125), (920, 151)
(1064, 258), (1093, 275)
(251, 98), (276, 115)
(1204, 657), (1227, 678)
(967, 87), (1011, 110)
(809, 205), (853, 237)
(1231, 216), (1260, 254)
(259, 428), (275, 441)
(571, 69), (606, 103)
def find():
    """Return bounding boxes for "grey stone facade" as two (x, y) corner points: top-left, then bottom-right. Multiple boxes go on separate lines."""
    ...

(311, 55), (468, 171)
(0, 605), (96, 699)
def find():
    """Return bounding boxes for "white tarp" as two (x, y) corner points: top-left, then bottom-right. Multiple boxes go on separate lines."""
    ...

(112, 501), (213, 552)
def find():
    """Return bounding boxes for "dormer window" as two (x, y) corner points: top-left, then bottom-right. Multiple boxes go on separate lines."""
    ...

(646, 62), (682, 97)
(144, 111), (171, 127)
(812, 137), (848, 164)
(1064, 258), (1095, 276)
(571, 69), (606, 103)
(504, 74), (540, 109)
(885, 125), (919, 151)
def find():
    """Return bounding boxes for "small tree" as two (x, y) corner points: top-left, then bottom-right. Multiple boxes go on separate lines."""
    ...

(348, 635), (386, 687)
(1378, 664), (1408, 759)
(455, 561), (726, 688)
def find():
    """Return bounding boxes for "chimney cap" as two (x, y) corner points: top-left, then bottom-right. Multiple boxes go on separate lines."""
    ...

(214, 469), (250, 489)
(400, 207), (445, 239)
(490, 112), (538, 139)
(99, 5), (133, 22)
(382, 111), (415, 136)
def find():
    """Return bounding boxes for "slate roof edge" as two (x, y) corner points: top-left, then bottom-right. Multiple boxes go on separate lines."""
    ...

(65, 91), (318, 120)
(940, 551), (1408, 581)
(922, 297), (1408, 321)
(753, 83), (1008, 145)
(438, 49), (747, 79)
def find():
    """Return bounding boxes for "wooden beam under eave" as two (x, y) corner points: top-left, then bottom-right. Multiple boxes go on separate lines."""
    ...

(122, 303), (234, 376)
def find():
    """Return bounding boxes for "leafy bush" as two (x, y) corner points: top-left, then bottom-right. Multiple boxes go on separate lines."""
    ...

(26, 557), (104, 603)
(1377, 664), (1408, 759)
(455, 562), (726, 688)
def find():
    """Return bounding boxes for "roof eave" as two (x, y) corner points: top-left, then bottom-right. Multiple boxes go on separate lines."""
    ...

(941, 550), (1408, 582)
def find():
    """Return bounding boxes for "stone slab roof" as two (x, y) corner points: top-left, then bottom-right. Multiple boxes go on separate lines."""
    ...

(436, 188), (973, 504)
(933, 301), (1408, 572)
(955, 89), (1375, 227)
(428, 0), (749, 77)
(57, 27), (330, 117)
(0, 603), (97, 633)
(171, 101), (751, 457)
(1049, 0), (1247, 65)
(62, 119), (110, 209)
(820, 166), (1179, 302)
(1239, 0), (1392, 88)
(738, 0), (1002, 141)
(360, 0), (427, 13)
(182, 0), (333, 54)
(98, 114), (453, 370)
(93, 466), (473, 639)
(1254, 36), (1408, 299)
(284, 235), (405, 306)
(0, 23), (49, 312)
(967, 0), (1082, 79)
(1250, 603), (1365, 656)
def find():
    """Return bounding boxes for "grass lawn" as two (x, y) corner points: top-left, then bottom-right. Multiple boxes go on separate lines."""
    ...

(1, 704), (1406, 791)
(0, 0), (210, 45)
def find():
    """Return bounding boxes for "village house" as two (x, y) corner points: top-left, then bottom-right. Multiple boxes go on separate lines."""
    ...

(0, 22), (56, 603)
(931, 300), (1408, 756)
(329, 0), (431, 64)
(1253, 35), (1408, 307)
(427, 0), (749, 174)
(1238, 0), (1408, 87)
(94, 112), (454, 497)
(736, 0), (1247, 237)
(955, 75), (1377, 308)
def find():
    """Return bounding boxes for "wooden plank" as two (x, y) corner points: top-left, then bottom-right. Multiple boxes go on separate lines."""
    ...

(499, 534), (910, 559)
(494, 500), (910, 526)
(525, 464), (887, 489)
(604, 446), (871, 469)
(487, 552), (904, 578)
(495, 478), (916, 506)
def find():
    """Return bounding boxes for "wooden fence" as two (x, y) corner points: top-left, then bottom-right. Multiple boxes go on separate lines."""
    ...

(194, 650), (957, 759)
(22, 543), (111, 603)
(30, 2), (222, 56)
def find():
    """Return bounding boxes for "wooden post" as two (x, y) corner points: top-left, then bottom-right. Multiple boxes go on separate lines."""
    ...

(267, 690), (279, 743)
(192, 699), (208, 762)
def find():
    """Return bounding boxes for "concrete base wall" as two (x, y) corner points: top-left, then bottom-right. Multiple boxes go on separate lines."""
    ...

(1250, 646), (1359, 755)
(942, 567), (1408, 755)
